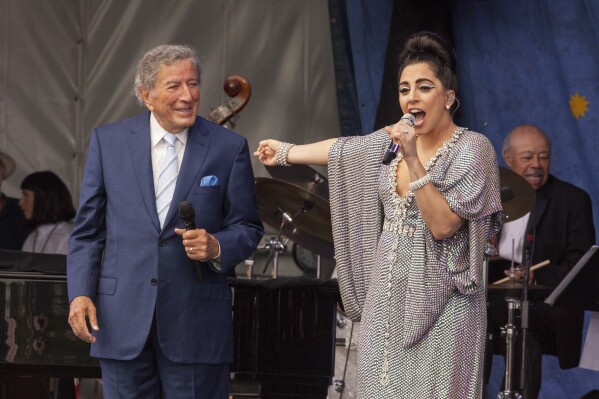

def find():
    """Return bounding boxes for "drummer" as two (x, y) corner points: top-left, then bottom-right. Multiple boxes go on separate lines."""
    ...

(487, 125), (596, 398)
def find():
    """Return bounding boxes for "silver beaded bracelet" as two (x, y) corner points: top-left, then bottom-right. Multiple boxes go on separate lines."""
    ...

(275, 142), (295, 167)
(408, 173), (431, 192)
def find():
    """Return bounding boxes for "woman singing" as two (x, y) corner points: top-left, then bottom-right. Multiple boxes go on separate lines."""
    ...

(255, 32), (502, 398)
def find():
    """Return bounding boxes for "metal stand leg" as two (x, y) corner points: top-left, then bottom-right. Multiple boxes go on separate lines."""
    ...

(316, 254), (322, 279)
(263, 237), (286, 279)
(244, 256), (254, 279)
(497, 296), (522, 399)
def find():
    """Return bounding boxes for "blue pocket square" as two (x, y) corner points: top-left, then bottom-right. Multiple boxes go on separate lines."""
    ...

(200, 175), (218, 186)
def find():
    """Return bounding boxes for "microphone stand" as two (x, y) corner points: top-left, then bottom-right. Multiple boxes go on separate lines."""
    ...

(518, 233), (534, 397)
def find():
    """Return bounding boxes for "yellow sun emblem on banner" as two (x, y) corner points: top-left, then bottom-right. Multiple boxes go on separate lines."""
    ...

(570, 93), (589, 120)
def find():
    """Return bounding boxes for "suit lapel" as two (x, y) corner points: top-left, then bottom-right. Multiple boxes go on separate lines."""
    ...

(162, 118), (212, 230)
(127, 114), (161, 231)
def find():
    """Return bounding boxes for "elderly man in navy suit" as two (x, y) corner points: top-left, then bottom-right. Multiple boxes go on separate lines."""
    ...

(67, 44), (263, 398)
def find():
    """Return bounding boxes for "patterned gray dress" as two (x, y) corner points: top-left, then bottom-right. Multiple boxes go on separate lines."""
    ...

(328, 128), (502, 398)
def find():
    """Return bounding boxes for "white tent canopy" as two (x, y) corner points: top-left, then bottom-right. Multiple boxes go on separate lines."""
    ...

(0, 0), (339, 201)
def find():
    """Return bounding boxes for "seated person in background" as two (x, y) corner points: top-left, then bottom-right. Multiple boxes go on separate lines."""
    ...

(0, 151), (31, 249)
(13, 171), (77, 397)
(487, 125), (596, 399)
(19, 171), (75, 255)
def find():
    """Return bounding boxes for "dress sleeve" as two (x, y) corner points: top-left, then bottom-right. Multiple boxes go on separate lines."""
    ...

(434, 133), (502, 222)
(431, 133), (503, 295)
(328, 130), (388, 321)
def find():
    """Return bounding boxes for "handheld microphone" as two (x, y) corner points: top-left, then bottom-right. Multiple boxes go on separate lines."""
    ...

(179, 201), (196, 230)
(178, 201), (204, 281)
(382, 113), (416, 165)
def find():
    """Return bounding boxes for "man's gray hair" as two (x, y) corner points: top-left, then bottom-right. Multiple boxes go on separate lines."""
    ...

(134, 44), (202, 106)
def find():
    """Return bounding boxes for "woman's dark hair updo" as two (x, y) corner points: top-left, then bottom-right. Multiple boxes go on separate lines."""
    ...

(397, 31), (458, 92)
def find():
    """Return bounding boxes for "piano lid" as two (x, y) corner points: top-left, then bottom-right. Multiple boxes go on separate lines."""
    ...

(0, 249), (66, 275)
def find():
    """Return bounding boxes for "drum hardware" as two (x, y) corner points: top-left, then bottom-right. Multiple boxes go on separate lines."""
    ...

(332, 319), (356, 397)
(489, 280), (551, 399)
(260, 236), (288, 279)
(336, 313), (347, 329)
(498, 166), (536, 222)
(517, 235), (534, 397)
(333, 380), (345, 393)
(292, 243), (336, 280)
(258, 206), (302, 279)
(506, 238), (520, 279)
(483, 242), (498, 301)
(255, 168), (335, 280)
(498, 296), (523, 399)
(255, 177), (333, 257)
(316, 255), (322, 279)
(486, 167), (537, 398)
(243, 256), (255, 279)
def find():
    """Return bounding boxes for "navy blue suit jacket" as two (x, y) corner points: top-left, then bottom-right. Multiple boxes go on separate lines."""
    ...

(67, 113), (263, 363)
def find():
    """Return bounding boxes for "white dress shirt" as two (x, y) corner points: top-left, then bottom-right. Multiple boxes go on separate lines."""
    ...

(22, 221), (73, 255)
(497, 212), (530, 264)
(149, 113), (188, 195)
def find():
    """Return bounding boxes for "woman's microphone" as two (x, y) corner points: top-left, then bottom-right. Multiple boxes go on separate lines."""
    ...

(382, 113), (416, 165)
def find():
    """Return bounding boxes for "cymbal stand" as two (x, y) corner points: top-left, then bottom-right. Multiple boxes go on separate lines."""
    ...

(261, 236), (288, 279)
(498, 296), (522, 399)
(482, 242), (495, 399)
(316, 255), (322, 279)
(244, 255), (255, 279)
(261, 206), (306, 278)
(518, 233), (534, 396)
(507, 238), (518, 279)
(484, 242), (498, 299)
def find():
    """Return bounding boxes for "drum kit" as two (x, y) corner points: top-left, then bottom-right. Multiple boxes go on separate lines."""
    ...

(251, 164), (333, 279)
(490, 167), (552, 399)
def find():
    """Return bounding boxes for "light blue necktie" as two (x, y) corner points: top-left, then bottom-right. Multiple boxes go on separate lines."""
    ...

(156, 133), (178, 228)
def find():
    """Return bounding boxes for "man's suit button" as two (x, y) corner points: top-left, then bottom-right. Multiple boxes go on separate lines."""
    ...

(158, 239), (166, 247)
(151, 278), (158, 285)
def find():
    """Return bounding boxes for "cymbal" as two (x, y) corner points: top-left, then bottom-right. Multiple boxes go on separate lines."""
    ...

(499, 166), (536, 222)
(488, 278), (551, 297)
(255, 177), (334, 259)
(265, 165), (329, 200)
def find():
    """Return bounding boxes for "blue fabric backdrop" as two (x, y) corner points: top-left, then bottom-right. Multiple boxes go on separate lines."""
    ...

(345, 0), (393, 133)
(452, 0), (599, 236)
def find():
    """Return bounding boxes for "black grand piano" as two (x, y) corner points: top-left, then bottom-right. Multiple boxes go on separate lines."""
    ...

(0, 250), (338, 399)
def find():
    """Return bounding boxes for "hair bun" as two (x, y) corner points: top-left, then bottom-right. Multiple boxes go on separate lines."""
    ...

(403, 32), (456, 72)
(397, 31), (458, 92)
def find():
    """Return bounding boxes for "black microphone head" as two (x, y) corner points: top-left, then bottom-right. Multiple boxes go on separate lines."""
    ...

(178, 201), (195, 219)
(401, 113), (416, 127)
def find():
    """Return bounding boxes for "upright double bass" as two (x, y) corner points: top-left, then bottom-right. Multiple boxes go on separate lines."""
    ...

(206, 75), (251, 127)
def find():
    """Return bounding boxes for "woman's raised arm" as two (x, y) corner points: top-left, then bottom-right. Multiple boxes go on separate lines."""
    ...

(254, 138), (337, 166)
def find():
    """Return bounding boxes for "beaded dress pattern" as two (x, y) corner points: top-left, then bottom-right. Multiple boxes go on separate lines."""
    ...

(328, 128), (502, 398)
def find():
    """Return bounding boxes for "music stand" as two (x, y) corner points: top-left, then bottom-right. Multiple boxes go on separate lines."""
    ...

(544, 245), (599, 306)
